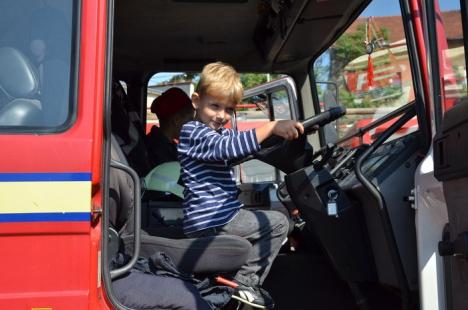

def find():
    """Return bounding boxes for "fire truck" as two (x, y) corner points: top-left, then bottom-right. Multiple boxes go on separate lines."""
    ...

(0, 0), (467, 309)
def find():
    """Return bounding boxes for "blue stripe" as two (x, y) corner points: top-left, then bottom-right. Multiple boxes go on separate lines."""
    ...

(0, 173), (91, 182)
(0, 212), (90, 223)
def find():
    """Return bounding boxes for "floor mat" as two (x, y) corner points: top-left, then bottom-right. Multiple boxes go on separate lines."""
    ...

(262, 253), (357, 310)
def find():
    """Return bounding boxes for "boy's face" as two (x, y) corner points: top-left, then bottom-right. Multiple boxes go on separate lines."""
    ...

(192, 92), (236, 131)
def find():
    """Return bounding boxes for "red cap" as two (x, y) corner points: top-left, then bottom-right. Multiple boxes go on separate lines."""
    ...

(151, 87), (192, 120)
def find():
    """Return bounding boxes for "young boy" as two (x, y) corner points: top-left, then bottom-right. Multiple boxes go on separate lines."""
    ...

(178, 62), (304, 309)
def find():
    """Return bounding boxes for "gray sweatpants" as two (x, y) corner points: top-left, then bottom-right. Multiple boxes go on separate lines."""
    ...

(187, 208), (289, 287)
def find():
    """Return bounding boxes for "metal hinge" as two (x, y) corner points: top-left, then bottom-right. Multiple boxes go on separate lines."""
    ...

(404, 188), (415, 209)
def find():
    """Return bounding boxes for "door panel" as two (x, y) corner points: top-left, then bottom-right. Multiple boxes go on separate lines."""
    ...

(434, 99), (468, 309)
(430, 1), (468, 309)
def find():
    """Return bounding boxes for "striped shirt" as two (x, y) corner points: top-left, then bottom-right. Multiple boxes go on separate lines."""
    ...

(178, 121), (260, 234)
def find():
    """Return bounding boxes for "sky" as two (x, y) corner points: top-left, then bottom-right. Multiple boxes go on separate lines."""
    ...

(362, 0), (461, 17)
(149, 72), (182, 86)
(149, 0), (463, 85)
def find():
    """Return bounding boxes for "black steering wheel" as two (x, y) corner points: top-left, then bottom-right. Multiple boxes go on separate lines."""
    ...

(231, 106), (346, 173)
(256, 106), (347, 157)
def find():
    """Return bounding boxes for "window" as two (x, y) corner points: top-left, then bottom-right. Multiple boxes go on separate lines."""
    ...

(313, 0), (418, 147)
(0, 1), (77, 130)
(237, 82), (294, 183)
(237, 93), (274, 183)
(272, 89), (292, 120)
(146, 72), (196, 134)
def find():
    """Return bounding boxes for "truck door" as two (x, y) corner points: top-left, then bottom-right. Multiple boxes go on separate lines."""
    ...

(0, 1), (107, 308)
(428, 1), (468, 309)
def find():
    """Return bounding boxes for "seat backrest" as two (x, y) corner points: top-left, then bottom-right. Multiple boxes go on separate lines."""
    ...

(110, 135), (137, 233)
(111, 79), (152, 176)
(0, 47), (42, 126)
(109, 134), (252, 274)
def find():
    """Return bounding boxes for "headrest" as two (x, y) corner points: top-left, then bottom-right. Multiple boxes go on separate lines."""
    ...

(0, 47), (39, 98)
(151, 87), (192, 120)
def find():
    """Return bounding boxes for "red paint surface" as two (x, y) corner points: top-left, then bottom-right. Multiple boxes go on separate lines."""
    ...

(0, 222), (91, 308)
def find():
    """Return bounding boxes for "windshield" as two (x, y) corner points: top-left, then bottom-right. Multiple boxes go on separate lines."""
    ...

(312, 0), (421, 148)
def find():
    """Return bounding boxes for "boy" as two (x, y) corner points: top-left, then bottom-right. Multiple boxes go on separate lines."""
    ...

(178, 62), (304, 309)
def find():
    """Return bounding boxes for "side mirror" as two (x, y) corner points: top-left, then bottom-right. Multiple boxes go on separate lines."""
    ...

(316, 81), (339, 109)
(143, 161), (184, 198)
(316, 81), (341, 143)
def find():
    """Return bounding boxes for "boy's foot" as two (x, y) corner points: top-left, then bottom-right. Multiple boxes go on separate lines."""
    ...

(231, 285), (275, 309)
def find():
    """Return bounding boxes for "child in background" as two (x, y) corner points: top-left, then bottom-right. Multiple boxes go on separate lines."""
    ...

(146, 87), (194, 167)
(178, 62), (304, 309)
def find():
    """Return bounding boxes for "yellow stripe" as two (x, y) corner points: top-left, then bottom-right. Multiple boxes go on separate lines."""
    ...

(0, 181), (91, 213)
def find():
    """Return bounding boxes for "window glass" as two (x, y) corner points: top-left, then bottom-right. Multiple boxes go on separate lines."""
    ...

(272, 89), (291, 120)
(313, 0), (418, 148)
(436, 0), (468, 112)
(236, 83), (293, 184)
(146, 72), (196, 134)
(0, 1), (76, 130)
(237, 93), (274, 183)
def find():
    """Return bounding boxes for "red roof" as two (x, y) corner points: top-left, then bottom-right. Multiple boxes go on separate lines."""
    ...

(347, 10), (462, 44)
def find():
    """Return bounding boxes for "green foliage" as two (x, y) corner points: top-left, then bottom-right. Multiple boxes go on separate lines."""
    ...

(328, 24), (390, 81)
(166, 73), (282, 90)
(240, 73), (282, 89)
(329, 24), (367, 80)
(169, 73), (199, 83)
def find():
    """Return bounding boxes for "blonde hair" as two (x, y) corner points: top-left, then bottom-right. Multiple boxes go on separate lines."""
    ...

(196, 62), (243, 104)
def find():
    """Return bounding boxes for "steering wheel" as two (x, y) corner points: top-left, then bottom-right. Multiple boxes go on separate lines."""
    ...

(256, 106), (346, 157)
(231, 106), (346, 172)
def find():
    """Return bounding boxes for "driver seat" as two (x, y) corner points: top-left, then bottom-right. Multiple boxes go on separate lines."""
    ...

(110, 135), (252, 274)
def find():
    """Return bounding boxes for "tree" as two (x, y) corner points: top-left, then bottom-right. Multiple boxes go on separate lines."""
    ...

(329, 24), (367, 82)
(240, 73), (282, 89)
(168, 73), (199, 83)
(160, 72), (283, 89)
(329, 24), (389, 82)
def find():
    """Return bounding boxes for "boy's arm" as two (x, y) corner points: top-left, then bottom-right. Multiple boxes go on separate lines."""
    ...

(179, 124), (260, 161)
(179, 120), (304, 162)
(255, 120), (304, 143)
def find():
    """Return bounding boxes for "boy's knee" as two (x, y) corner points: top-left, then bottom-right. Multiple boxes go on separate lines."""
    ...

(271, 211), (289, 237)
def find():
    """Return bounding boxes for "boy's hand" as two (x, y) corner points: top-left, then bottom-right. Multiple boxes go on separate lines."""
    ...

(272, 120), (304, 140)
(256, 120), (304, 143)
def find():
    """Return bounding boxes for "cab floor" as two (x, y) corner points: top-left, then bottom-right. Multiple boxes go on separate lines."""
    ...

(257, 253), (403, 310)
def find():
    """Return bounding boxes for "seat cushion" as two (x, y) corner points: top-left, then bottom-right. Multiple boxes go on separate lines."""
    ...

(113, 269), (212, 310)
(122, 233), (252, 274)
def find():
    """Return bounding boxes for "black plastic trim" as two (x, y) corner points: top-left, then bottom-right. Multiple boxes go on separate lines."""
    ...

(354, 105), (416, 310)
(269, 0), (312, 64)
(425, 0), (443, 130)
(461, 0), (468, 89)
(399, 0), (431, 152)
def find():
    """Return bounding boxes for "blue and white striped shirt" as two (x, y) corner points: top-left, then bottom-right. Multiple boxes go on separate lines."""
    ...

(178, 121), (261, 234)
